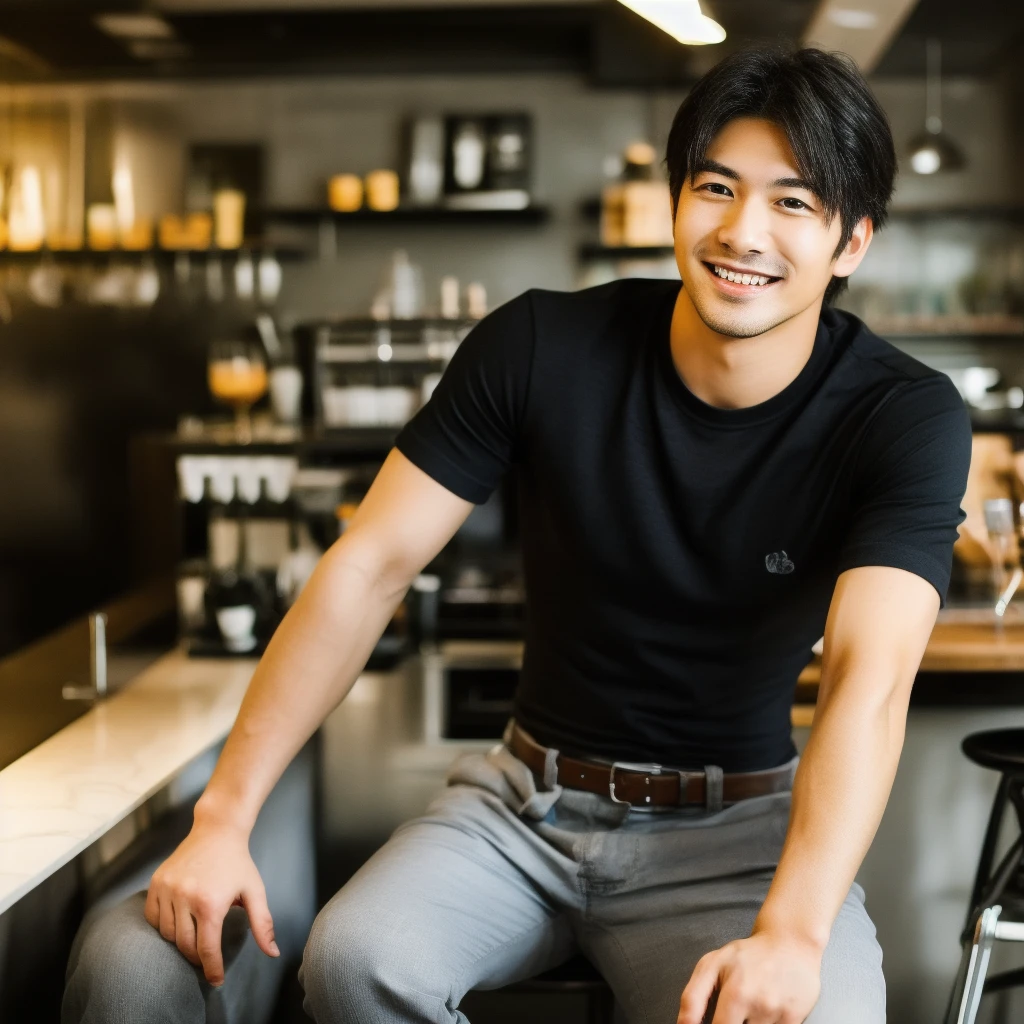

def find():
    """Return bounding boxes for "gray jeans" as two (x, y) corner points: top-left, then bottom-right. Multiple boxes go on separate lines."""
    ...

(62, 745), (316, 1024)
(300, 741), (885, 1024)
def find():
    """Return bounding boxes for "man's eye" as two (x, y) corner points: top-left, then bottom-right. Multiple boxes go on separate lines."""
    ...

(702, 183), (732, 196)
(779, 197), (809, 211)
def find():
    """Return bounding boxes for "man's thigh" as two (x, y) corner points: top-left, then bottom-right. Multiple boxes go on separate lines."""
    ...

(581, 873), (883, 1024)
(300, 779), (580, 1023)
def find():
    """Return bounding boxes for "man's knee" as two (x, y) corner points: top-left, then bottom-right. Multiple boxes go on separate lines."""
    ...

(62, 892), (205, 1024)
(300, 894), (452, 1024)
(805, 888), (885, 1024)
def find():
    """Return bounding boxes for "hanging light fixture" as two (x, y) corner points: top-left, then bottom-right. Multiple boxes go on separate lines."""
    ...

(908, 38), (965, 175)
(616, 0), (726, 46)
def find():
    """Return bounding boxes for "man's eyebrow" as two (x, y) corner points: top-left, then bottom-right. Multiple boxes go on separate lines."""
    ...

(693, 163), (820, 196)
(770, 175), (819, 194)
(692, 158), (740, 181)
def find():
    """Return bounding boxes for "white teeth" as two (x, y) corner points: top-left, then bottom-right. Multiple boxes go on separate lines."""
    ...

(711, 265), (774, 286)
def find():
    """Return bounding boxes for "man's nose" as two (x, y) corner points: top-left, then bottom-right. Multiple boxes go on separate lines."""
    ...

(716, 198), (771, 256)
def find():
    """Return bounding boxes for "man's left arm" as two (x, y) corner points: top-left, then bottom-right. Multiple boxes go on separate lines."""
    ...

(678, 563), (939, 1024)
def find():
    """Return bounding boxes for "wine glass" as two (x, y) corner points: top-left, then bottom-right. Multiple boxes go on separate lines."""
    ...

(208, 339), (268, 443)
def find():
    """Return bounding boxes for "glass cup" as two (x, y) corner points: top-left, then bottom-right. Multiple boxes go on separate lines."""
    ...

(208, 339), (268, 443)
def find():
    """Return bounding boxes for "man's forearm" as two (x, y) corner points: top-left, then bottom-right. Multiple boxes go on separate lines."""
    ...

(194, 539), (410, 833)
(753, 673), (910, 952)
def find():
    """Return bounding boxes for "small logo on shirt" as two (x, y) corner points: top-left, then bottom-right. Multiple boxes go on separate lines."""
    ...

(765, 551), (795, 575)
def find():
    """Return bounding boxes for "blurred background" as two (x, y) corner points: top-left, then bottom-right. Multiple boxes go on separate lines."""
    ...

(0, 0), (1021, 656)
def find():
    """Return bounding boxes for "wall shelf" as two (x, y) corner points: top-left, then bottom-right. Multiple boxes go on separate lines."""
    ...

(0, 245), (307, 264)
(262, 205), (551, 226)
(578, 243), (675, 261)
(886, 206), (1024, 223)
(867, 315), (1024, 338)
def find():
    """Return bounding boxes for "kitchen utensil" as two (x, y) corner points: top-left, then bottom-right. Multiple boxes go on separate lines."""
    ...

(257, 252), (282, 303)
(405, 116), (445, 207)
(234, 251), (255, 300)
(255, 312), (283, 361)
(276, 523), (322, 607)
(134, 255), (160, 307)
(215, 604), (257, 652)
(269, 365), (303, 424)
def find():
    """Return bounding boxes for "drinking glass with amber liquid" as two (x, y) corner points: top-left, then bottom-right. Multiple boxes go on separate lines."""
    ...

(208, 339), (268, 443)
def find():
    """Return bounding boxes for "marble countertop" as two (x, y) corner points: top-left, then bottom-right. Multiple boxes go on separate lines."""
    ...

(0, 649), (257, 916)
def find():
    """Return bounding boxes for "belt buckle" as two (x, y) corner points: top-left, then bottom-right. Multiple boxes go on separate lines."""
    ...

(608, 761), (664, 806)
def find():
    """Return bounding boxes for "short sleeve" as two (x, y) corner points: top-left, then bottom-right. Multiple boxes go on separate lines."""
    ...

(837, 374), (971, 605)
(395, 291), (535, 503)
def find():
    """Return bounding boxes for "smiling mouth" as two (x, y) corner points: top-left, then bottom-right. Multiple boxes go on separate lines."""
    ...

(702, 261), (782, 289)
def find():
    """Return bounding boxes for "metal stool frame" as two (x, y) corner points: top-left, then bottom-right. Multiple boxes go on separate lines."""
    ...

(945, 768), (1024, 1024)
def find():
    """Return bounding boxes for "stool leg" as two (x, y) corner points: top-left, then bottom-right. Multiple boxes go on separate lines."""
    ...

(953, 905), (1002, 1024)
(966, 776), (1010, 932)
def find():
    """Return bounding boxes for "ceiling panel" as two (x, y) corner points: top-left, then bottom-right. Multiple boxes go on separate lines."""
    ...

(5, 0), (1016, 84)
(873, 0), (1024, 76)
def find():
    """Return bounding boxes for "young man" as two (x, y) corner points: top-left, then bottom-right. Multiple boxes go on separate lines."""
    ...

(75, 47), (970, 1024)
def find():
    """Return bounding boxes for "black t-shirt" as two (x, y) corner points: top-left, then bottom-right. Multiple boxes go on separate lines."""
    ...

(396, 279), (972, 771)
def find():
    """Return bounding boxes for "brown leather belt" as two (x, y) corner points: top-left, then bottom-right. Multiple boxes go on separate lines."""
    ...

(508, 721), (794, 811)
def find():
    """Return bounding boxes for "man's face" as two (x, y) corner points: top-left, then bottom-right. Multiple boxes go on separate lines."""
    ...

(673, 117), (867, 339)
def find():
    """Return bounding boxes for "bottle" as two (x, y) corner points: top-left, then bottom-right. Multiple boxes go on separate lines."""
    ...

(984, 497), (1019, 598)
(621, 142), (674, 248)
(389, 250), (424, 319)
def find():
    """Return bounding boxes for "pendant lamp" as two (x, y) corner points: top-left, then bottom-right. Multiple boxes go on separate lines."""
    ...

(908, 38), (965, 175)
(616, 0), (726, 46)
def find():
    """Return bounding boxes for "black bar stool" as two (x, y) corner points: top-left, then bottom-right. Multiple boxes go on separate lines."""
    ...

(945, 728), (1024, 1024)
(505, 954), (616, 1024)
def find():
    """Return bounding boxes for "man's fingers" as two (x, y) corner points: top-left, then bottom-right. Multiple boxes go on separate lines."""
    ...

(174, 898), (200, 965)
(158, 892), (176, 944)
(196, 911), (227, 986)
(709, 990), (749, 1024)
(242, 883), (280, 958)
(677, 955), (720, 1024)
(143, 887), (160, 930)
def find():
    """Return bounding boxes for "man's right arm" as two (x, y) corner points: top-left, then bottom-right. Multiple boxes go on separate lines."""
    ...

(144, 449), (475, 984)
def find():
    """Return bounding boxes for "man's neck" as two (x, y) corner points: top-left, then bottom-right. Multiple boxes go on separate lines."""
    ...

(669, 286), (824, 410)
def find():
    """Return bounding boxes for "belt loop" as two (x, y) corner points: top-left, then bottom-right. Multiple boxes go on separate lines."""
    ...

(542, 744), (560, 791)
(704, 765), (724, 813)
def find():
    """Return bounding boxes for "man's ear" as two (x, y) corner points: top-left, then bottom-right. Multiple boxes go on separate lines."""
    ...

(832, 216), (873, 281)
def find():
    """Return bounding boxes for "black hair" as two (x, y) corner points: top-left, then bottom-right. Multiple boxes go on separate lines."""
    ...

(665, 46), (896, 304)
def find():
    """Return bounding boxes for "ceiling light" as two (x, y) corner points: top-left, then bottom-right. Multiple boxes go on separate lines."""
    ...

(94, 14), (176, 40)
(907, 38), (965, 175)
(616, 0), (726, 46)
(826, 8), (879, 30)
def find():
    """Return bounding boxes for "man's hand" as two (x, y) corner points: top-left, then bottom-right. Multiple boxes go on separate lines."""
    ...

(677, 930), (822, 1024)
(144, 822), (279, 986)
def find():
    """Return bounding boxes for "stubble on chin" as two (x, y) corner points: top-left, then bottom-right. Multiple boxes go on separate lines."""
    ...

(686, 286), (794, 340)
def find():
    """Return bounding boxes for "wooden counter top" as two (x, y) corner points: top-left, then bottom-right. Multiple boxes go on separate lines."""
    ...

(798, 618), (1024, 688)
